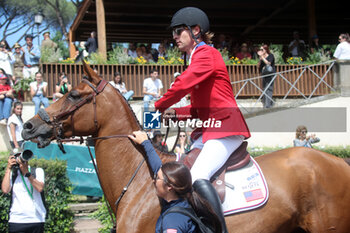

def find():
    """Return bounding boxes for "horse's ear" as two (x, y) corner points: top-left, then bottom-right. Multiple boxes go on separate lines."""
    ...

(82, 60), (100, 84)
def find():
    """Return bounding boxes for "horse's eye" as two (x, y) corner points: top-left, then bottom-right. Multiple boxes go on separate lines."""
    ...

(69, 90), (80, 100)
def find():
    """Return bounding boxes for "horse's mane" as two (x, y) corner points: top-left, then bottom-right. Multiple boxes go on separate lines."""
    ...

(105, 80), (177, 161)
(106, 81), (143, 130)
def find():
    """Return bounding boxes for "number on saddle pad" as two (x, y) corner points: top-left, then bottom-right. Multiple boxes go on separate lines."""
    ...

(162, 206), (215, 233)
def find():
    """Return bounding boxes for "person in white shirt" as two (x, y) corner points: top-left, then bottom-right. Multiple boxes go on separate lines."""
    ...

(0, 40), (15, 77)
(109, 72), (134, 101)
(143, 69), (163, 112)
(30, 72), (49, 115)
(7, 101), (24, 149)
(170, 72), (189, 108)
(333, 33), (350, 60)
(1, 150), (46, 233)
(288, 31), (306, 57)
(127, 43), (137, 58)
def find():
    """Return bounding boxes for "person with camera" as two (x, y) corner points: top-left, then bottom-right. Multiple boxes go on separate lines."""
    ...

(293, 125), (320, 148)
(53, 72), (72, 101)
(258, 44), (276, 109)
(1, 150), (46, 233)
(0, 40), (15, 79)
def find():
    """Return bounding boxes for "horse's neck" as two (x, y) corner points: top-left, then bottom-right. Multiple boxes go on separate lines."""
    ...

(99, 90), (141, 135)
(93, 90), (177, 220)
(97, 89), (176, 165)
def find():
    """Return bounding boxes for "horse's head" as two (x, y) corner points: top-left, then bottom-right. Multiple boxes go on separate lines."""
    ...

(22, 62), (108, 148)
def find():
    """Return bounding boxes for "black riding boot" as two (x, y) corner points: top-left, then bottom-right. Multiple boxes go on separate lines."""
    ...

(193, 179), (228, 233)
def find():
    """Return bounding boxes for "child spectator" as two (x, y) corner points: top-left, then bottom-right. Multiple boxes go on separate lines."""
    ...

(7, 101), (24, 149)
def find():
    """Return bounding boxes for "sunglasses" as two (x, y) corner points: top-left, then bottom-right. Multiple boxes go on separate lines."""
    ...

(172, 27), (186, 37)
(154, 170), (169, 185)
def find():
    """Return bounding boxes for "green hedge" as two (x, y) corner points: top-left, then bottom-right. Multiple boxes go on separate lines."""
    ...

(0, 157), (74, 233)
(90, 196), (113, 233)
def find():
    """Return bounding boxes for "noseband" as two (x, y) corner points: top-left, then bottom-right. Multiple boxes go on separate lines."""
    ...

(37, 78), (143, 232)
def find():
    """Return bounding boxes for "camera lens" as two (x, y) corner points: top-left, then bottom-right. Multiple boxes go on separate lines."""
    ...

(20, 150), (34, 161)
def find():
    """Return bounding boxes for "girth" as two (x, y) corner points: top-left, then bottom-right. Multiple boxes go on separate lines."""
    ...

(182, 141), (250, 203)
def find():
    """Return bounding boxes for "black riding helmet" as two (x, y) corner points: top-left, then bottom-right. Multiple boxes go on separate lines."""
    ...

(170, 7), (210, 35)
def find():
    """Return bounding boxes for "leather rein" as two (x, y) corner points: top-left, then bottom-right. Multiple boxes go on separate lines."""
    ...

(37, 78), (143, 232)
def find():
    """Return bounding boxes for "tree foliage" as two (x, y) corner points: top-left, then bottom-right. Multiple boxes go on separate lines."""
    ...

(0, 0), (82, 44)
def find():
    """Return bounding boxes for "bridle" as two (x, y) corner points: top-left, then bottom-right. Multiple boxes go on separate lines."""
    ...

(37, 78), (142, 232)
(36, 77), (181, 232)
(38, 78), (109, 148)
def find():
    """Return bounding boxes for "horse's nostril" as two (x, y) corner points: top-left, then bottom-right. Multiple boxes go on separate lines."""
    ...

(24, 122), (33, 130)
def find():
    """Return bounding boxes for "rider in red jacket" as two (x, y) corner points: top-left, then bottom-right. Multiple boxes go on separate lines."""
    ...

(154, 7), (250, 233)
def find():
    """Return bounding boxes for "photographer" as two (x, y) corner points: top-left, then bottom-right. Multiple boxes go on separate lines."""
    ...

(1, 150), (46, 233)
(53, 72), (71, 101)
(0, 40), (15, 78)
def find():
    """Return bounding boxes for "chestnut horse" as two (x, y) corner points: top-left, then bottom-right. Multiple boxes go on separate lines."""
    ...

(22, 63), (350, 233)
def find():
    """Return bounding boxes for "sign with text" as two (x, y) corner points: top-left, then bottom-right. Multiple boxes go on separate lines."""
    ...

(24, 142), (102, 197)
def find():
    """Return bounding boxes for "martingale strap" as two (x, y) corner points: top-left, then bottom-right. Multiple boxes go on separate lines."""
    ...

(37, 77), (145, 232)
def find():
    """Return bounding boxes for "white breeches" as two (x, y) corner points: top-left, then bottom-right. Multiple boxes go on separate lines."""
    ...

(190, 135), (244, 183)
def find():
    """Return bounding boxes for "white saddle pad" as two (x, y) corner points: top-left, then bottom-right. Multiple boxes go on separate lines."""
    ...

(221, 156), (269, 215)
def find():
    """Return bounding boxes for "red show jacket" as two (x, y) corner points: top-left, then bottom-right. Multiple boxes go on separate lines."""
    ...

(155, 44), (250, 143)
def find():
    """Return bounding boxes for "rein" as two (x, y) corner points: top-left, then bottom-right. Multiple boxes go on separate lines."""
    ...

(163, 52), (187, 153)
(37, 78), (145, 232)
(163, 125), (181, 153)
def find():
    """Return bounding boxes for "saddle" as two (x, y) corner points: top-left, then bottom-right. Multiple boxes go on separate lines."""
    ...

(182, 141), (250, 203)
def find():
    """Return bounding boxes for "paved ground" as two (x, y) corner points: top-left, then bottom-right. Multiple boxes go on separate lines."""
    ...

(73, 217), (102, 233)
(70, 203), (103, 233)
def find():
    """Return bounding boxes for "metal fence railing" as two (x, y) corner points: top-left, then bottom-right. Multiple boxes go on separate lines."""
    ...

(41, 62), (335, 99)
(231, 61), (336, 112)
